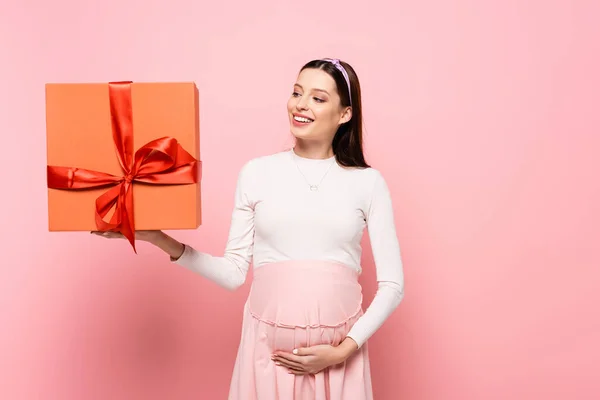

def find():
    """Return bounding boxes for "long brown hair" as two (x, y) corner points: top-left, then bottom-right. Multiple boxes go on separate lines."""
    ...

(300, 59), (370, 169)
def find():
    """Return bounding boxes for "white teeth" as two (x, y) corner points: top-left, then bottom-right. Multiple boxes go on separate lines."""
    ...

(294, 116), (313, 123)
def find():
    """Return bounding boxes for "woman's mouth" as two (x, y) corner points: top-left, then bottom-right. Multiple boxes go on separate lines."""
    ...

(292, 115), (314, 127)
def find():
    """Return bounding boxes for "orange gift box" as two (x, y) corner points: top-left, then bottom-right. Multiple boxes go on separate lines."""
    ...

(46, 81), (201, 250)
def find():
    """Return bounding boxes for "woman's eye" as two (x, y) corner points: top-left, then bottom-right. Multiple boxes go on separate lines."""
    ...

(292, 92), (301, 97)
(313, 97), (325, 103)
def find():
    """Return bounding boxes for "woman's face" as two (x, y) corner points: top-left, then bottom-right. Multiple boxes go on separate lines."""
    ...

(287, 68), (351, 143)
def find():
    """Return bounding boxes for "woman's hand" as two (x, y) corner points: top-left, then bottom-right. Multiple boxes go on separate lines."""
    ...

(91, 230), (185, 259)
(91, 230), (162, 243)
(271, 338), (358, 375)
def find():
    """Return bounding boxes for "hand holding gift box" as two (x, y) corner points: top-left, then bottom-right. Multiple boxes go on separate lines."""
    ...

(46, 81), (202, 252)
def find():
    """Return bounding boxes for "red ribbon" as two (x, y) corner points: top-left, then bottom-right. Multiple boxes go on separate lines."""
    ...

(47, 81), (200, 252)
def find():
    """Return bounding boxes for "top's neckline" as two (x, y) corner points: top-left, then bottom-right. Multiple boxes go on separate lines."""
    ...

(290, 148), (336, 163)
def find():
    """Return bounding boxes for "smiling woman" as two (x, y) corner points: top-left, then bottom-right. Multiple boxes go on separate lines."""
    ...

(93, 58), (405, 400)
(287, 59), (369, 169)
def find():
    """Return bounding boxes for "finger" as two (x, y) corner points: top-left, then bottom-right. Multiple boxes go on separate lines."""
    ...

(287, 368), (309, 375)
(275, 362), (305, 373)
(287, 368), (311, 375)
(273, 352), (305, 365)
(272, 354), (305, 366)
(273, 357), (304, 370)
(91, 231), (123, 239)
(276, 361), (306, 373)
(292, 347), (314, 356)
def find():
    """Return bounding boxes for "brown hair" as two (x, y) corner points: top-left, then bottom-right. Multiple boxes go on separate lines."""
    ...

(299, 59), (370, 168)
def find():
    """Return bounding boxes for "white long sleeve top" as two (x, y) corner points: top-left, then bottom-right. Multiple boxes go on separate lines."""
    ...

(173, 149), (405, 348)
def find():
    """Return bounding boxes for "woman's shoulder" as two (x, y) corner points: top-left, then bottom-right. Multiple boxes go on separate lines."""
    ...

(238, 150), (292, 177)
(340, 163), (385, 183)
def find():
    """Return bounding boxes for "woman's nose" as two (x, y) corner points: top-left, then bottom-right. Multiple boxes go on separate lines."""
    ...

(295, 98), (308, 110)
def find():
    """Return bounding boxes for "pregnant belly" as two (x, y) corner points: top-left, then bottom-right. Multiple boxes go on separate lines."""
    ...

(247, 260), (363, 351)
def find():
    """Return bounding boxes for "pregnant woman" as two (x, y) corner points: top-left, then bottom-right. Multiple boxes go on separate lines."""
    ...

(95, 58), (405, 400)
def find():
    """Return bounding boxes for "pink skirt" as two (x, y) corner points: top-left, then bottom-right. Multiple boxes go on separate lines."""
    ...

(228, 260), (373, 400)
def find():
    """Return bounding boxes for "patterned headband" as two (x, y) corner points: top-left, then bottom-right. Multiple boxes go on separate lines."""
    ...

(322, 58), (352, 107)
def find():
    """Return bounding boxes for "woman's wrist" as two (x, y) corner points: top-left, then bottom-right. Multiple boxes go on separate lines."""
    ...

(147, 231), (185, 260)
(335, 337), (359, 363)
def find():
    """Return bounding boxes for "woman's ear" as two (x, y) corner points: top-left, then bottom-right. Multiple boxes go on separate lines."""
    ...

(339, 107), (352, 124)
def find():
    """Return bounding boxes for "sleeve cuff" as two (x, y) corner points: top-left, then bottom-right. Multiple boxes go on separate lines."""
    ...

(345, 333), (366, 349)
(170, 243), (192, 264)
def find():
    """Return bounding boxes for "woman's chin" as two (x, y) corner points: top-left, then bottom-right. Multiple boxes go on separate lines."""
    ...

(290, 126), (315, 139)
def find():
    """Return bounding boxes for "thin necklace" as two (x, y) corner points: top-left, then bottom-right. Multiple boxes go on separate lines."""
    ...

(291, 151), (336, 192)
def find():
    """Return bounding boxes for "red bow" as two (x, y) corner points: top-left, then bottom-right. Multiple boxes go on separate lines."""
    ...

(47, 81), (200, 252)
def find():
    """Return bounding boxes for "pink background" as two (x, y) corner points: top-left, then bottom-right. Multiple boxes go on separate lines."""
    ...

(1, 0), (599, 399)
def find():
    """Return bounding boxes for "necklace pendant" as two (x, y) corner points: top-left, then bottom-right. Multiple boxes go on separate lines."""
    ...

(310, 185), (319, 191)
